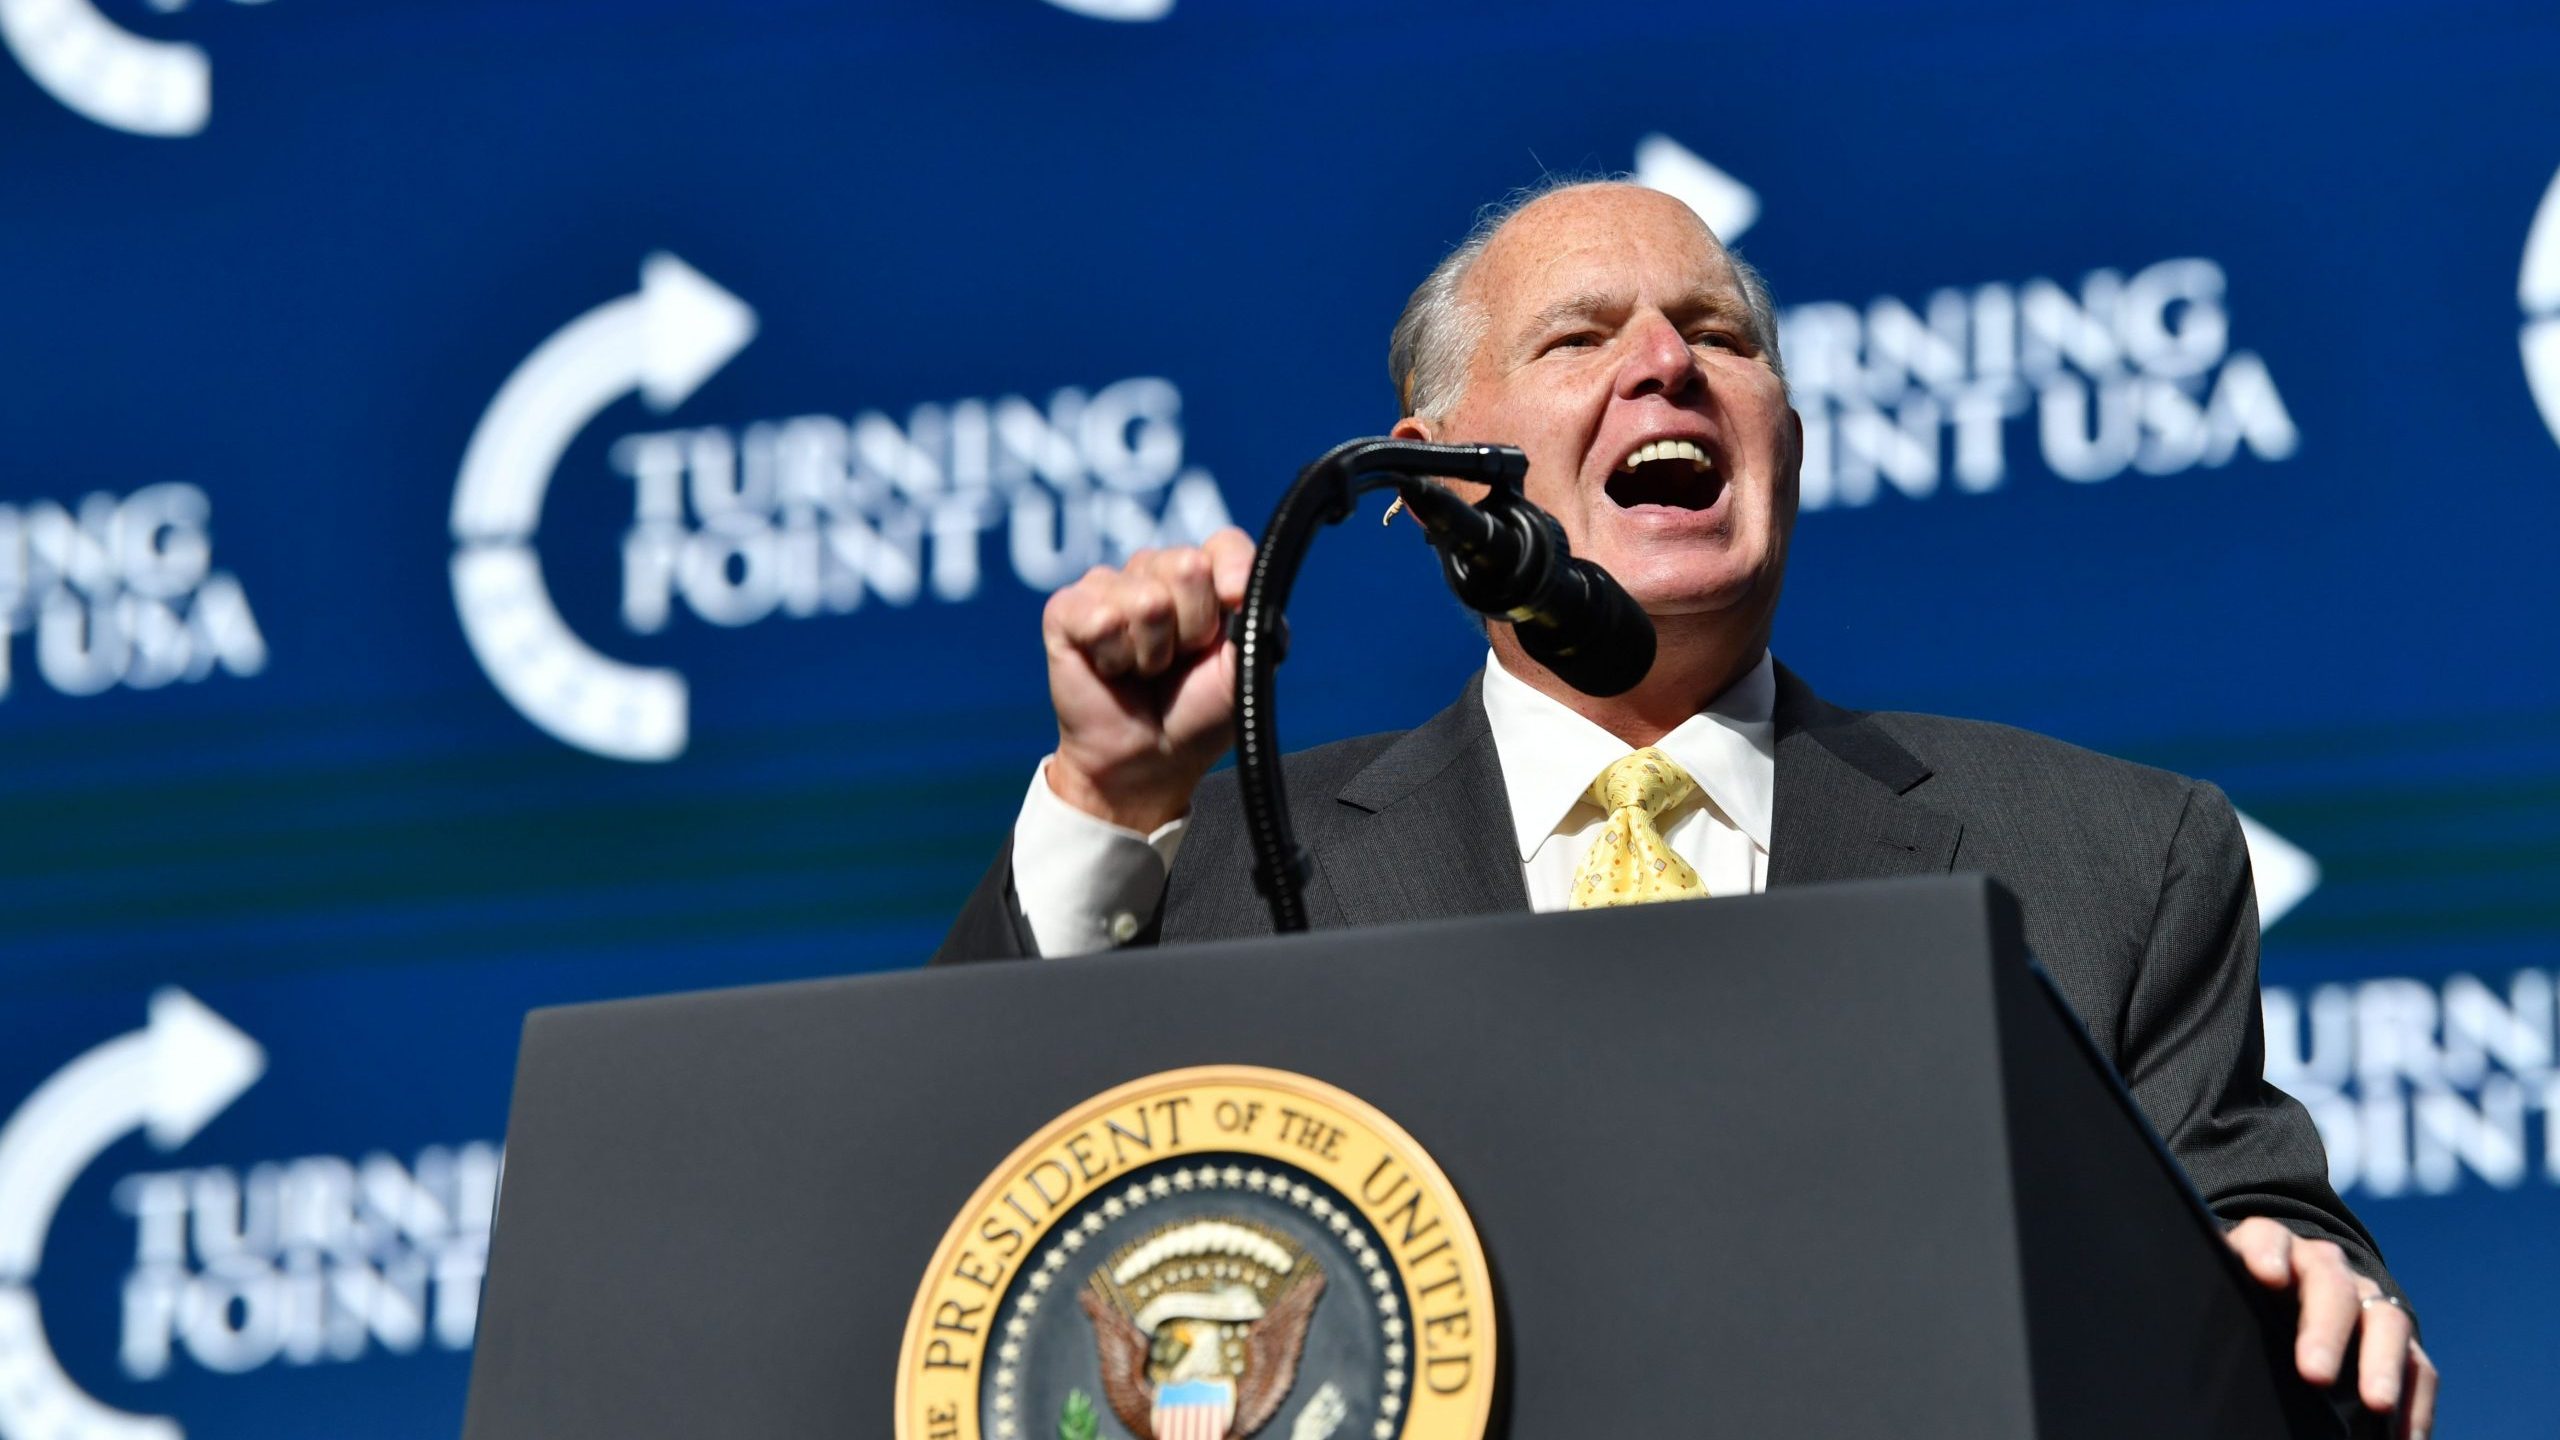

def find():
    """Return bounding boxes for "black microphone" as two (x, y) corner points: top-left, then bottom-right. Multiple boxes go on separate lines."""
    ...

(1394, 480), (1657, 697)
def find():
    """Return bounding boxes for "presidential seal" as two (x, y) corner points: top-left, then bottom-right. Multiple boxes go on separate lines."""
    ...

(897, 1066), (1496, 1440)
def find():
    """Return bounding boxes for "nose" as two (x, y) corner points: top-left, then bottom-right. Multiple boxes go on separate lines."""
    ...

(1615, 311), (1702, 402)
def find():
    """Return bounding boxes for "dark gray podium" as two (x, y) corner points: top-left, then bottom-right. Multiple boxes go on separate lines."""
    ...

(461, 875), (2339, 1438)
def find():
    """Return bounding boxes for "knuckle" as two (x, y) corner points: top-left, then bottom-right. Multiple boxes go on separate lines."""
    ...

(1054, 576), (1113, 616)
(1077, 603), (1126, 644)
(1047, 600), (1098, 642)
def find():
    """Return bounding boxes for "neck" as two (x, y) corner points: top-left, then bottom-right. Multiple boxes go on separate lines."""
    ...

(1490, 611), (1770, 748)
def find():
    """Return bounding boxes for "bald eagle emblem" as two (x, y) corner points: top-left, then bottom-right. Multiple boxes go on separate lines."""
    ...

(1076, 1218), (1326, 1440)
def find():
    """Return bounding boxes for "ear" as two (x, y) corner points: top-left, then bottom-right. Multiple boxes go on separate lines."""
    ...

(1383, 414), (1438, 528)
(1778, 403), (1807, 517)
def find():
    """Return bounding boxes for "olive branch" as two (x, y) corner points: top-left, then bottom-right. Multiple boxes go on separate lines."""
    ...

(1058, 1388), (1099, 1440)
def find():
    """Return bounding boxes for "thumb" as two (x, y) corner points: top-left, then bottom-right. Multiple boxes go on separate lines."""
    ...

(1205, 526), (1257, 608)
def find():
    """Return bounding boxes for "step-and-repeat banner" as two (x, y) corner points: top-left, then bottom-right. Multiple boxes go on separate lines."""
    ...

(2, 1), (2553, 1434)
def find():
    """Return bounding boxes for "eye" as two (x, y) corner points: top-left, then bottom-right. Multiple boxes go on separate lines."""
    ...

(1690, 330), (1743, 352)
(1542, 331), (1602, 354)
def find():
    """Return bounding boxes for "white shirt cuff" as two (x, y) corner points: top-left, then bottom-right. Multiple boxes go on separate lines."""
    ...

(1010, 756), (1189, 957)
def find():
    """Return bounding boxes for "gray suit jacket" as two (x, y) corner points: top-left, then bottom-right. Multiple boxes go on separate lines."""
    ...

(935, 663), (2394, 1294)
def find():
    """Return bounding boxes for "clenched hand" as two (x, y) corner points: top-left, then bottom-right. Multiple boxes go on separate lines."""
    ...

(1041, 528), (1258, 832)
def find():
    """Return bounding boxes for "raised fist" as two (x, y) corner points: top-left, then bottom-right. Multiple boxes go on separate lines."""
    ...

(1040, 527), (1257, 832)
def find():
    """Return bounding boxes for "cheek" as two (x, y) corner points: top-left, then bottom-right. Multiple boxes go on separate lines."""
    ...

(1517, 429), (1599, 514)
(1740, 411), (1801, 499)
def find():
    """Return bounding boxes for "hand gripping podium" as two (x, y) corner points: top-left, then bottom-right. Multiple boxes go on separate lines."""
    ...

(462, 876), (2341, 1439)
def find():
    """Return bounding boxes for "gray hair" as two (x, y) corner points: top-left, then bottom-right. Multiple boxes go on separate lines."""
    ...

(1387, 175), (1786, 419)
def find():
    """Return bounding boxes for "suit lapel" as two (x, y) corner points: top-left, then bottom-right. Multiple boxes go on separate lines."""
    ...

(1311, 664), (1957, 919)
(1320, 675), (1530, 927)
(1767, 663), (1964, 887)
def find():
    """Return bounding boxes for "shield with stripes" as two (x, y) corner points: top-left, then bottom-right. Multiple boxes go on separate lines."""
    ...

(1151, 1377), (1236, 1440)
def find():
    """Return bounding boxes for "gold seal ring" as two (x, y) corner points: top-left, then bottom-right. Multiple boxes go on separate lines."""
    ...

(896, 1065), (1497, 1440)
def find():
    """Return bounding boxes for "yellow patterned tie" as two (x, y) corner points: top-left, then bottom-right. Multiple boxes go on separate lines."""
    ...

(1570, 747), (1708, 909)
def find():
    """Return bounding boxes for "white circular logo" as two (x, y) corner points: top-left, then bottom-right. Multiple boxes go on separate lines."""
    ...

(1040, 0), (1173, 19)
(2522, 162), (2560, 450)
(449, 253), (757, 763)
(0, 990), (263, 1440)
(0, 0), (207, 136)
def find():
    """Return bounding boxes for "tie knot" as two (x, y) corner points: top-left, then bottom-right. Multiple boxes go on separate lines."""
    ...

(1588, 747), (1696, 821)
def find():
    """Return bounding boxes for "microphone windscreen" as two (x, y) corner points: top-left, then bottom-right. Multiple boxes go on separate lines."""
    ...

(1515, 573), (1655, 697)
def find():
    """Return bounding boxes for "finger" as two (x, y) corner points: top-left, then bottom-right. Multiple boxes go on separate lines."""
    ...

(1152, 548), (1223, 655)
(1047, 574), (1140, 678)
(1118, 577), (1181, 675)
(1119, 546), (1227, 654)
(1204, 526), (1257, 608)
(2223, 1218), (2296, 1288)
(2354, 1294), (2412, 1413)
(2405, 1343), (2438, 1440)
(2290, 1242), (2359, 1386)
(1081, 613), (1137, 678)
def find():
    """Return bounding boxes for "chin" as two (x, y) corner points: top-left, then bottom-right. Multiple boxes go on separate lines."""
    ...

(1614, 559), (1768, 619)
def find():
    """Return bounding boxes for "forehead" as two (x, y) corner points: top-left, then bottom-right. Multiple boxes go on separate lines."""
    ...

(1467, 186), (1741, 327)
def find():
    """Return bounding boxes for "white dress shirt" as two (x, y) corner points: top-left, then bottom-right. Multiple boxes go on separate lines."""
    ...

(1482, 649), (1775, 908)
(1011, 651), (1779, 955)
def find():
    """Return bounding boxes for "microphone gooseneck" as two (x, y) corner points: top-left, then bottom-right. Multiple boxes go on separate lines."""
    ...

(1390, 480), (1657, 698)
(1234, 437), (1655, 932)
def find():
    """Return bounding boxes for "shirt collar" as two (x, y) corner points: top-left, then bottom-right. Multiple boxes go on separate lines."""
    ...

(1479, 648), (1778, 861)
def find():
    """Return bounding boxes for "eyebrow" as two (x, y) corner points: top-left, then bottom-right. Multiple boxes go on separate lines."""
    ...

(1514, 287), (1750, 346)
(1518, 291), (1621, 340)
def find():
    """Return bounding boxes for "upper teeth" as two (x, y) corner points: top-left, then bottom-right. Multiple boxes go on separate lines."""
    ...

(1620, 439), (1710, 473)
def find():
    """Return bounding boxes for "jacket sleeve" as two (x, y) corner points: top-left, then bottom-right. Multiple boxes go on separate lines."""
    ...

(2117, 779), (2406, 1309)
(930, 828), (1172, 965)
(931, 763), (1184, 965)
(930, 834), (1040, 965)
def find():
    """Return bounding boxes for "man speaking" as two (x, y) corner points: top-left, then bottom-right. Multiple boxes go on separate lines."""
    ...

(936, 179), (2437, 1433)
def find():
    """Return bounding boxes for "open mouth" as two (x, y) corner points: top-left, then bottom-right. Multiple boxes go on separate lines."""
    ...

(1604, 438), (1723, 510)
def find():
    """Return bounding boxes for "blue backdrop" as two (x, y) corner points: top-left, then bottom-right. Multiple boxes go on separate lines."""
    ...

(2, 1), (2554, 1435)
